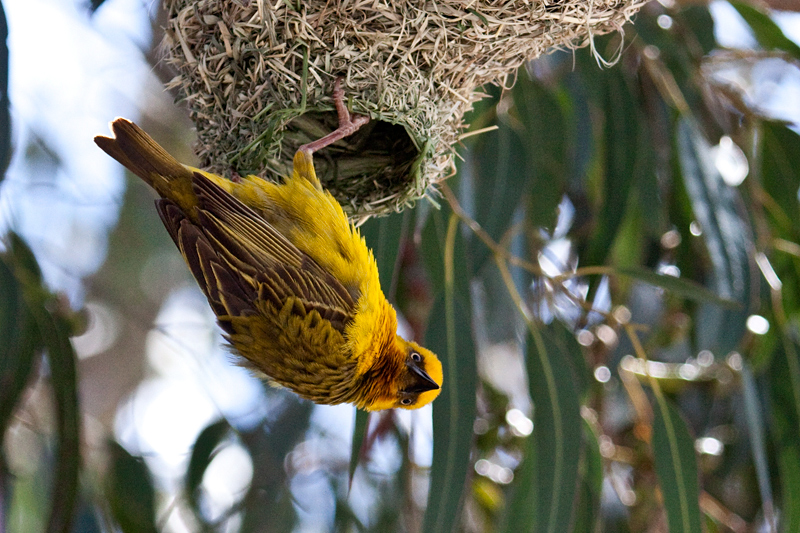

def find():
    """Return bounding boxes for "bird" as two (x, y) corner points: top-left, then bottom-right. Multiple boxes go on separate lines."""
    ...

(94, 80), (442, 411)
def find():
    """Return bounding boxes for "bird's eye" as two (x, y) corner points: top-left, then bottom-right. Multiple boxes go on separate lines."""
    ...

(400, 398), (413, 406)
(411, 352), (422, 363)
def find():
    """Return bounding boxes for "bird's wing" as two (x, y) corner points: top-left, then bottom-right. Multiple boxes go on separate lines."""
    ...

(156, 172), (358, 333)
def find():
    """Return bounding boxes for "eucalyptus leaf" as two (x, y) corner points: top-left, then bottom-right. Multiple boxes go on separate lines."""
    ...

(572, 422), (604, 533)
(585, 69), (641, 267)
(768, 332), (800, 532)
(359, 210), (410, 301)
(503, 323), (583, 533)
(731, 1), (800, 61)
(616, 267), (741, 309)
(461, 109), (530, 271)
(676, 117), (753, 355)
(348, 409), (369, 484)
(512, 70), (567, 231)
(185, 419), (233, 525)
(0, 2), (9, 179)
(423, 214), (477, 533)
(761, 121), (800, 236)
(423, 295), (477, 533)
(106, 441), (157, 533)
(741, 364), (777, 530)
(0, 256), (38, 435)
(40, 312), (81, 533)
(652, 398), (702, 533)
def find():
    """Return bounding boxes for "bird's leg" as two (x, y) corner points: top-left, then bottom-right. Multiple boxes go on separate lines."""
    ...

(299, 78), (369, 155)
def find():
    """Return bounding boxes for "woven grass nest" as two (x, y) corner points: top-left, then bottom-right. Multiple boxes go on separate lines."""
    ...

(163, 0), (645, 218)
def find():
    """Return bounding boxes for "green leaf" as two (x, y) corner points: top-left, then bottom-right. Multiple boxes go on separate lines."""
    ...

(2, 234), (80, 532)
(761, 121), (800, 236)
(503, 323), (583, 533)
(679, 5), (718, 55)
(512, 70), (567, 230)
(0, 256), (38, 435)
(0, 2), (9, 179)
(348, 409), (369, 484)
(616, 267), (741, 309)
(420, 204), (470, 302)
(462, 103), (531, 270)
(185, 419), (233, 525)
(106, 441), (157, 533)
(651, 397), (702, 533)
(238, 398), (311, 531)
(768, 332), (800, 531)
(777, 444), (800, 533)
(420, 207), (448, 298)
(359, 210), (410, 301)
(585, 69), (642, 267)
(39, 312), (81, 533)
(423, 296), (477, 533)
(676, 117), (753, 355)
(572, 422), (604, 533)
(8, 231), (43, 284)
(741, 364), (777, 529)
(730, 1), (800, 62)
(423, 214), (477, 533)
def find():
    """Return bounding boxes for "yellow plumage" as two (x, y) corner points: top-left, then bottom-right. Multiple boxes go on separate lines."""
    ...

(95, 105), (442, 411)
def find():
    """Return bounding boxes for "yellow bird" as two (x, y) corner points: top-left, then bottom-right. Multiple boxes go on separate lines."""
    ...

(95, 80), (442, 411)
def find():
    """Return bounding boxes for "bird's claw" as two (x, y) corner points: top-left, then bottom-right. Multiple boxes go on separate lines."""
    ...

(299, 78), (369, 155)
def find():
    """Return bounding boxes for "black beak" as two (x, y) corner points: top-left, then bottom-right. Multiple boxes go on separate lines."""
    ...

(406, 362), (440, 393)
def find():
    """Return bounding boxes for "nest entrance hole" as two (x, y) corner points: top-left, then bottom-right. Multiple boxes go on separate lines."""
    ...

(280, 111), (419, 211)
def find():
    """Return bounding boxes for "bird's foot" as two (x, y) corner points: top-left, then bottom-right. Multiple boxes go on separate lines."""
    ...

(299, 78), (369, 156)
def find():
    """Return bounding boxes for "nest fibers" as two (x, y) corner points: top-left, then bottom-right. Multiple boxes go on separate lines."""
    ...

(163, 0), (645, 217)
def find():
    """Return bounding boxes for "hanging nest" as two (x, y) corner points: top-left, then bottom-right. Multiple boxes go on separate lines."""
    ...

(162, 0), (645, 217)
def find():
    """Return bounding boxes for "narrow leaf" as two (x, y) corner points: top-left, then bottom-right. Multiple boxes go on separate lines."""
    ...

(617, 267), (741, 309)
(585, 69), (641, 266)
(348, 409), (369, 484)
(651, 397), (702, 533)
(768, 332), (800, 531)
(359, 210), (410, 301)
(40, 312), (81, 533)
(572, 422), (604, 533)
(504, 323), (583, 533)
(761, 121), (800, 235)
(731, 1), (800, 61)
(741, 364), (777, 530)
(106, 441), (158, 533)
(0, 1), (9, 179)
(423, 214), (477, 533)
(462, 107), (531, 270)
(512, 70), (567, 231)
(676, 117), (753, 355)
(0, 256), (38, 434)
(185, 419), (232, 524)
(423, 296), (476, 533)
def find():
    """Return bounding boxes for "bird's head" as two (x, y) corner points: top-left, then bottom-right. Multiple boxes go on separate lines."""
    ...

(363, 338), (443, 411)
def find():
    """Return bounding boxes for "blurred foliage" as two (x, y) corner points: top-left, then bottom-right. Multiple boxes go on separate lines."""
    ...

(1, 234), (80, 533)
(3, 1), (800, 532)
(0, 1), (9, 180)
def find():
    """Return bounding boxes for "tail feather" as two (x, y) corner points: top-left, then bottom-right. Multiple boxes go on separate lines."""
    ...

(94, 118), (193, 191)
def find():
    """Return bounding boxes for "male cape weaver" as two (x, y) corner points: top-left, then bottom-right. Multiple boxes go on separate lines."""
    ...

(94, 80), (442, 411)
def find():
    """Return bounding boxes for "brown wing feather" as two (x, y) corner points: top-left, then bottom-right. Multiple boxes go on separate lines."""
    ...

(155, 173), (357, 334)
